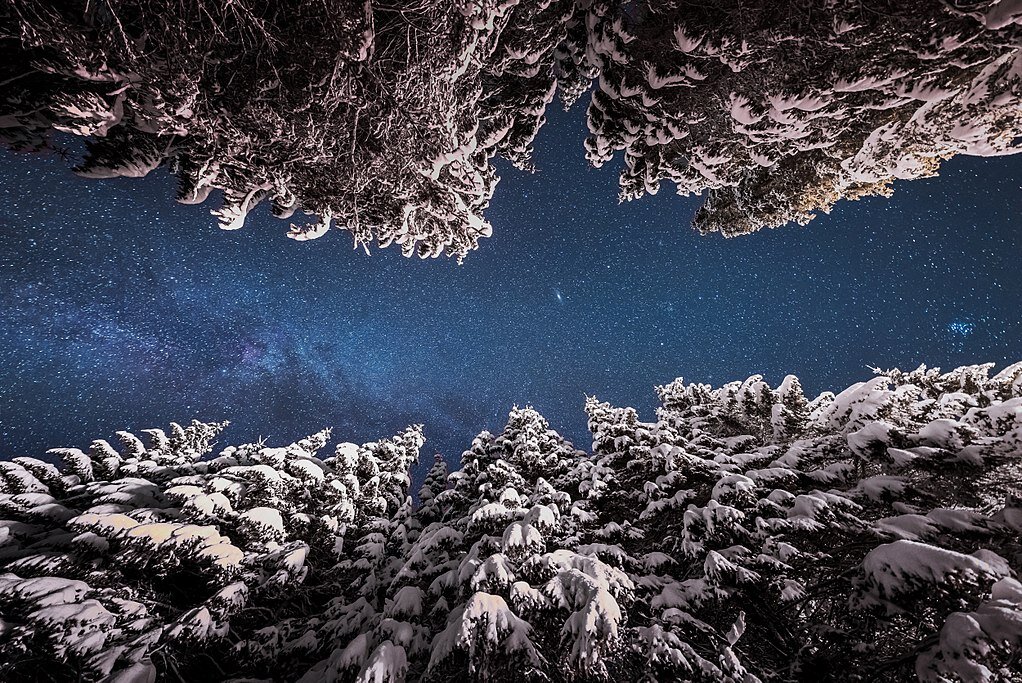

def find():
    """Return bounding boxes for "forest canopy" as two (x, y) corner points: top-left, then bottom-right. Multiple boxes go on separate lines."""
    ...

(1, 362), (1021, 680)
(1, 1), (1020, 257)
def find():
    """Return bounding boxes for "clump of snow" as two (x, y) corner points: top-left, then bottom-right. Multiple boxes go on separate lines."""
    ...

(859, 540), (1010, 607)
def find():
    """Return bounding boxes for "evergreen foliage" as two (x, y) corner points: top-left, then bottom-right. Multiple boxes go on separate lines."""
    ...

(1, 0), (583, 259)
(2, 1), (1020, 253)
(2, 362), (1022, 680)
(584, 0), (1022, 236)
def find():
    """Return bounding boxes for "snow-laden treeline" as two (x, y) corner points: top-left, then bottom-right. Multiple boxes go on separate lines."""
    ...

(3, 1), (1020, 254)
(2, 362), (1021, 681)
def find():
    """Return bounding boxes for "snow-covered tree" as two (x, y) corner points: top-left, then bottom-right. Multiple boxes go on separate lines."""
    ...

(0, 420), (425, 681)
(2, 361), (1021, 680)
(1, 0), (585, 260)
(581, 0), (1022, 236)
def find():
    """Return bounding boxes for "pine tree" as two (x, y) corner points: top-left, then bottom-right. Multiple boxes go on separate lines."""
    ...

(417, 454), (450, 526)
(773, 374), (810, 441)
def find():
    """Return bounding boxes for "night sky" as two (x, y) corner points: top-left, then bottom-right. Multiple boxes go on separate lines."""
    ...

(1, 106), (1020, 475)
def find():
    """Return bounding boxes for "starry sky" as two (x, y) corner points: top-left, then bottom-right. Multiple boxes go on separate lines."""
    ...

(1, 106), (1020, 474)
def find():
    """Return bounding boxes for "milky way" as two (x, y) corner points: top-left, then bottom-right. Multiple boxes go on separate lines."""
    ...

(1, 107), (1020, 475)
